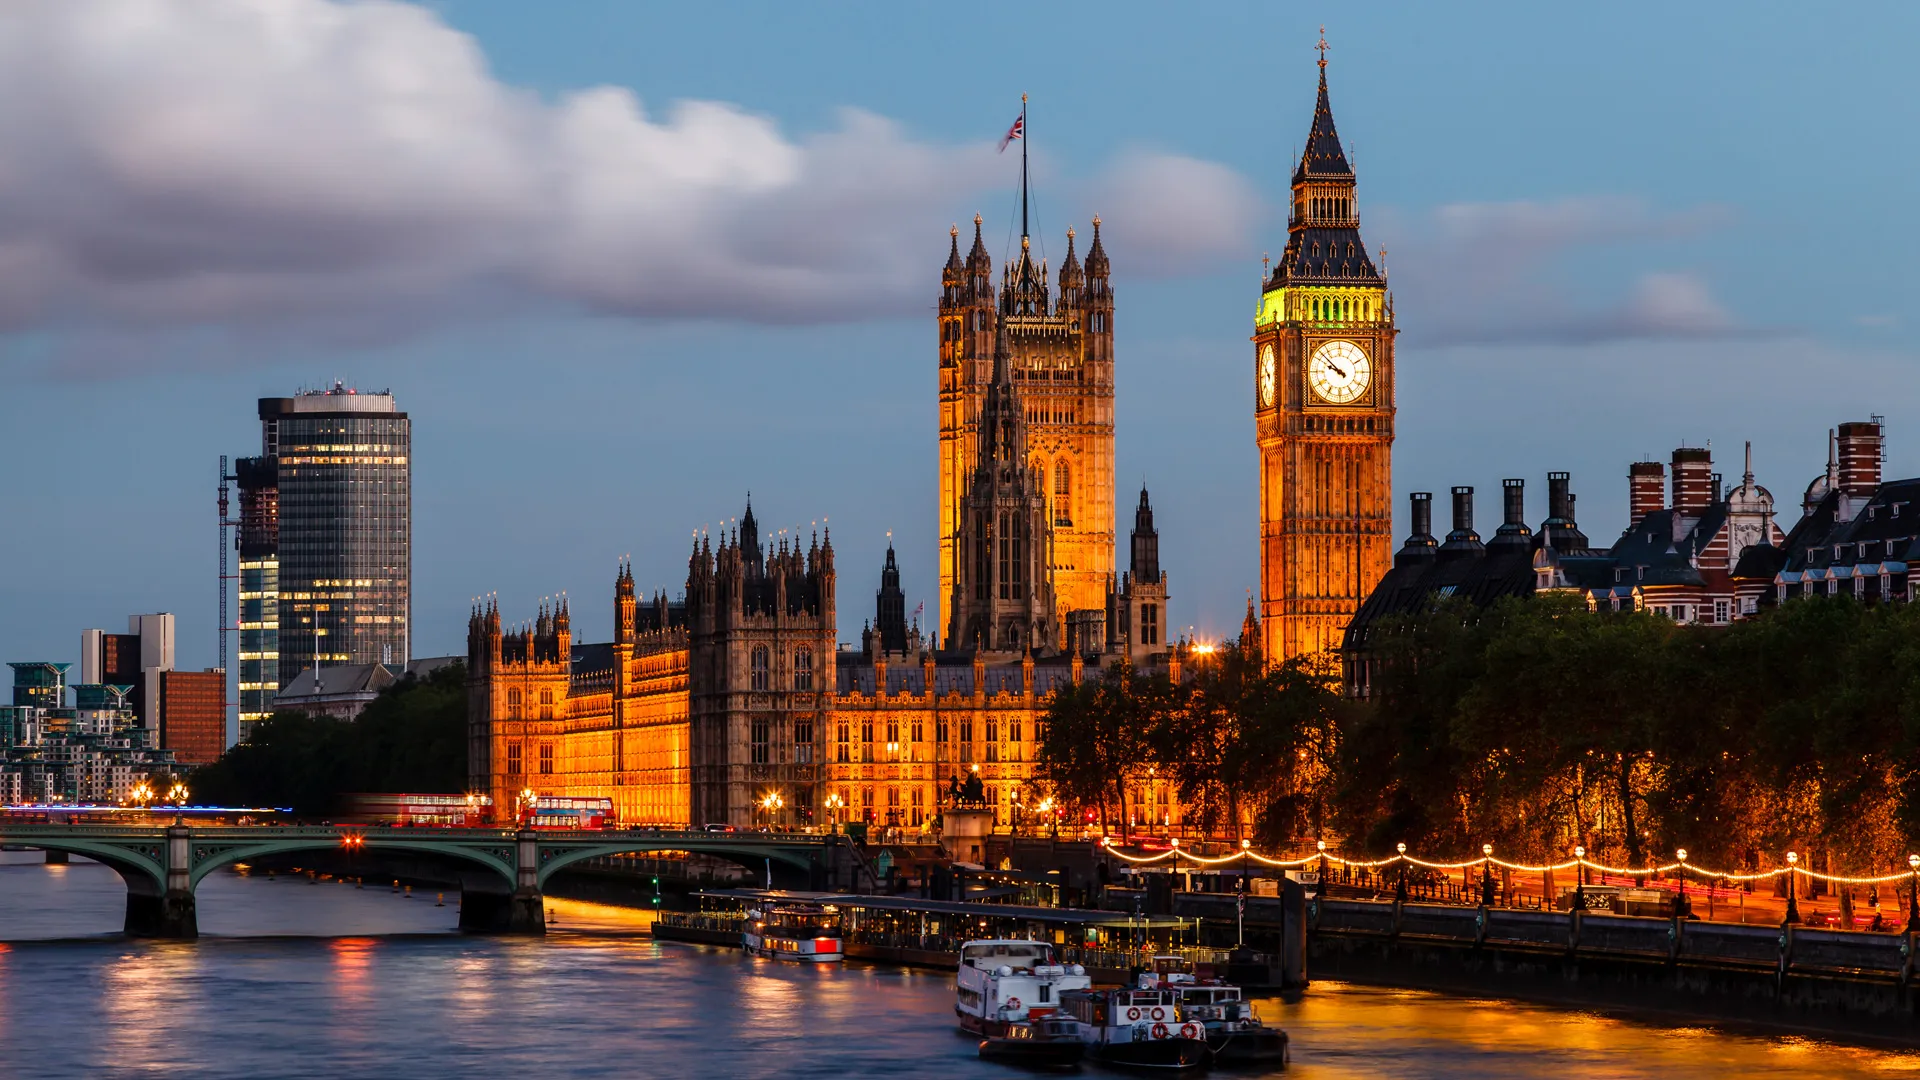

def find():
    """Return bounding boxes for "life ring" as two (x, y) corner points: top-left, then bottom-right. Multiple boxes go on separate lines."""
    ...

(1152, 1022), (1169, 1040)
(1006, 997), (1022, 1012)
(1151, 1007), (1166, 1022)
(1127, 1007), (1141, 1021)
(1181, 1022), (1200, 1040)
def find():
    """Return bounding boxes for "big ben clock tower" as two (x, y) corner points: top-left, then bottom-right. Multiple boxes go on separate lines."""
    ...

(1255, 37), (1396, 665)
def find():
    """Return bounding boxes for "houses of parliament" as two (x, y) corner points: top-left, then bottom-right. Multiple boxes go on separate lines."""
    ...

(465, 51), (1395, 829)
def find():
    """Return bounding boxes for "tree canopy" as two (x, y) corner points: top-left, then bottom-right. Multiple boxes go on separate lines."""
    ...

(192, 661), (468, 816)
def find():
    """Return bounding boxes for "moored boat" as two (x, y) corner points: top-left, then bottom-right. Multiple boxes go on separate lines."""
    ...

(742, 901), (843, 962)
(955, 939), (1093, 1036)
(1059, 987), (1208, 1071)
(1138, 956), (1288, 1068)
(978, 1017), (1089, 1068)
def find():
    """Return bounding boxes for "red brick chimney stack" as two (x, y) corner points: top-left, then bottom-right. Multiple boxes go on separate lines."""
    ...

(1671, 447), (1713, 516)
(1836, 419), (1883, 497)
(1628, 461), (1666, 521)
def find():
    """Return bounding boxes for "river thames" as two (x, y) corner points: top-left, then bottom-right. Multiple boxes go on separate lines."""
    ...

(0, 853), (1914, 1078)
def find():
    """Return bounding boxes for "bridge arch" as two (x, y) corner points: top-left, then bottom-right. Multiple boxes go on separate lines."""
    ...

(184, 836), (516, 892)
(533, 840), (820, 891)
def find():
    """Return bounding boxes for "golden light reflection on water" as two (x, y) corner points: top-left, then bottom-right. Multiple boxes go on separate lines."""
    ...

(99, 945), (194, 1066)
(1263, 981), (1920, 1079)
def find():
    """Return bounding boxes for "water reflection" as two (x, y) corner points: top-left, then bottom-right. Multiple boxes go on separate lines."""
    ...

(0, 858), (1913, 1078)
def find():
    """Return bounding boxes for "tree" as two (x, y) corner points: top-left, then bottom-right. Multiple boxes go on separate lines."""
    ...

(192, 662), (467, 815)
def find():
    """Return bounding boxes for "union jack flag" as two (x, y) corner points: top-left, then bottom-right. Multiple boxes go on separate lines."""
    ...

(998, 113), (1024, 152)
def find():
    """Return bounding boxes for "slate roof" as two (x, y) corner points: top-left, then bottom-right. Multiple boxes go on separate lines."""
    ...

(1780, 478), (1920, 578)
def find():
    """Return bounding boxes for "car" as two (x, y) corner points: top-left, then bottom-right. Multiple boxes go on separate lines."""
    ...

(703, 823), (737, 833)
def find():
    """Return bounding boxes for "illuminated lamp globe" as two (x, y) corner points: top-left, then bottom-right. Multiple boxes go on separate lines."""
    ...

(1483, 843), (1493, 857)
(1574, 846), (1585, 859)
(1787, 851), (1798, 865)
(1396, 842), (1406, 855)
(1241, 839), (1252, 850)
(1676, 848), (1688, 863)
(1910, 854), (1918, 870)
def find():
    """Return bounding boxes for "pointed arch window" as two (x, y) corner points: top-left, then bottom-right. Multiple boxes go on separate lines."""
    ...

(793, 649), (813, 691)
(750, 646), (770, 691)
(998, 512), (1012, 600)
(1055, 461), (1073, 526)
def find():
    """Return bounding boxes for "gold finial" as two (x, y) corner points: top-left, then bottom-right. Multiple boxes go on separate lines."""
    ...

(1091, 213), (1101, 229)
(1022, 92), (1028, 104)
(974, 212), (983, 227)
(1067, 226), (1075, 240)
(1317, 26), (1329, 69)
(951, 223), (958, 238)
(1022, 235), (1030, 250)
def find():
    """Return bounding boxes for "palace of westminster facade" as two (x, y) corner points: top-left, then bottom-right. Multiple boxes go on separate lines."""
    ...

(466, 54), (1397, 829)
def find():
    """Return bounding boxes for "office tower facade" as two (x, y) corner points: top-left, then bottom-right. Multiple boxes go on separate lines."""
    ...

(258, 384), (411, 690)
(235, 454), (280, 738)
(79, 614), (175, 732)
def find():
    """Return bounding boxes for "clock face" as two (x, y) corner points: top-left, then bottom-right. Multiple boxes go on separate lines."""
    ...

(1308, 340), (1371, 404)
(1257, 344), (1276, 408)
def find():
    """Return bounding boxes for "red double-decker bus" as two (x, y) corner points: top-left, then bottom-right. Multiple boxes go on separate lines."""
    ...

(528, 796), (614, 830)
(343, 793), (490, 827)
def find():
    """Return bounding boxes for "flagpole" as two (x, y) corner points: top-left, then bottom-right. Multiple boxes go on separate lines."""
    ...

(1020, 93), (1029, 240)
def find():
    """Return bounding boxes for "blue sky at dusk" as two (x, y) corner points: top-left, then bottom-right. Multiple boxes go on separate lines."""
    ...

(1, 0), (1914, 670)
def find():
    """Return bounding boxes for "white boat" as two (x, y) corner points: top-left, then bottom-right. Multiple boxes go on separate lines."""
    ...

(742, 901), (843, 963)
(1058, 986), (1208, 1071)
(1139, 956), (1289, 1067)
(954, 939), (1092, 1036)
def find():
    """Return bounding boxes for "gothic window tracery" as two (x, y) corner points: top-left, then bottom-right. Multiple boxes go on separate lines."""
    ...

(750, 646), (769, 691)
(793, 649), (812, 691)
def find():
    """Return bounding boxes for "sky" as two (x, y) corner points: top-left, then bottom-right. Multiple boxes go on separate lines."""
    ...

(1, 0), (1916, 674)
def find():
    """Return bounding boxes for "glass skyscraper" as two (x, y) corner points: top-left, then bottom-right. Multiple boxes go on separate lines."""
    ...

(234, 455), (279, 739)
(257, 384), (411, 693)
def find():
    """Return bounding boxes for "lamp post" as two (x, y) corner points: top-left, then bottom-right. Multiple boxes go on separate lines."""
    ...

(1317, 839), (1329, 890)
(1785, 851), (1800, 925)
(1674, 849), (1690, 919)
(760, 791), (784, 831)
(1573, 846), (1586, 912)
(825, 792), (844, 832)
(1907, 854), (1918, 933)
(1395, 842), (1408, 903)
(1481, 844), (1496, 907)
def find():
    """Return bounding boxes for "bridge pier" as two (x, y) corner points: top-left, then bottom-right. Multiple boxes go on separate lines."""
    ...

(125, 824), (198, 939)
(44, 849), (67, 865)
(458, 830), (546, 935)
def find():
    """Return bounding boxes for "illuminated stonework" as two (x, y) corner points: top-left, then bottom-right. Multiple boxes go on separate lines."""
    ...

(1255, 56), (1396, 664)
(939, 219), (1115, 645)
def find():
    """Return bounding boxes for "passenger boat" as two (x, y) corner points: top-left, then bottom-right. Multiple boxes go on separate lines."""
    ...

(741, 901), (842, 962)
(1138, 956), (1289, 1067)
(1059, 987), (1208, 1071)
(954, 939), (1092, 1036)
(978, 1017), (1088, 1068)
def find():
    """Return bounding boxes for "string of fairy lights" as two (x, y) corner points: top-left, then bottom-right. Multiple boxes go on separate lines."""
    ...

(1096, 838), (1920, 887)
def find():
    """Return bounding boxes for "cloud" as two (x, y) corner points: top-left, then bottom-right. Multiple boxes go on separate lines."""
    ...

(1373, 197), (1745, 346)
(0, 0), (1263, 367)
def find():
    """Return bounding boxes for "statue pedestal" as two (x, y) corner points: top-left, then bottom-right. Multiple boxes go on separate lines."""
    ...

(941, 808), (993, 866)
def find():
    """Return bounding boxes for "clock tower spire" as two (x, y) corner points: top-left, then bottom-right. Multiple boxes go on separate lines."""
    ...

(1253, 34), (1397, 666)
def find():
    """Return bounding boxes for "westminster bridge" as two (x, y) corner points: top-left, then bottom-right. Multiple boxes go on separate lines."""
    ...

(0, 823), (843, 938)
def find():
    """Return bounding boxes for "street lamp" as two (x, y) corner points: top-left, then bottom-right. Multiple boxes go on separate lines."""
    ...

(1674, 849), (1690, 918)
(825, 792), (844, 833)
(1481, 844), (1496, 907)
(1785, 851), (1800, 925)
(760, 791), (784, 830)
(1395, 842), (1408, 903)
(1317, 839), (1329, 889)
(167, 781), (190, 805)
(1573, 846), (1586, 912)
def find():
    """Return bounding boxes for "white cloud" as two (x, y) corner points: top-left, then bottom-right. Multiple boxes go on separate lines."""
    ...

(1374, 197), (1745, 346)
(0, 0), (1263, 366)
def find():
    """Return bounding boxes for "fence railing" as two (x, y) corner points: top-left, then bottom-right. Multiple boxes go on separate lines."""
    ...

(1310, 897), (1920, 981)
